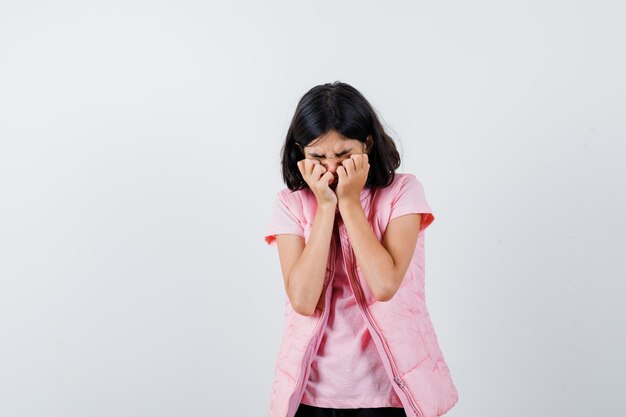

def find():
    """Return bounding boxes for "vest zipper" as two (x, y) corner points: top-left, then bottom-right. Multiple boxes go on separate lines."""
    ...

(343, 234), (425, 417)
(284, 230), (337, 417)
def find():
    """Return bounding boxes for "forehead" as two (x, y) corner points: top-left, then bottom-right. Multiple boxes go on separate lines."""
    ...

(305, 132), (358, 152)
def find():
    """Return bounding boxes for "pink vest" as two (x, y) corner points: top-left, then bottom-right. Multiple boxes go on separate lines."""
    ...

(264, 173), (459, 417)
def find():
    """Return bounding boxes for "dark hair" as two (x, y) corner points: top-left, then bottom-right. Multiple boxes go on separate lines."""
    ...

(280, 81), (401, 191)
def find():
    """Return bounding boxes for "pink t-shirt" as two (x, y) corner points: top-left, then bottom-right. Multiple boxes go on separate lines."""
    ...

(264, 173), (434, 409)
(300, 214), (404, 408)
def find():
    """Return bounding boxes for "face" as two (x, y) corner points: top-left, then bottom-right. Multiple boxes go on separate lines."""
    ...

(301, 130), (371, 189)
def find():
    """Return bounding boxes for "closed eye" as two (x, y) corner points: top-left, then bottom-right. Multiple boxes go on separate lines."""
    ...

(310, 150), (352, 159)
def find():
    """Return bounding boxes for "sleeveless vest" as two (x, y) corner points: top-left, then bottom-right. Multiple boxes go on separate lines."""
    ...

(265, 173), (459, 417)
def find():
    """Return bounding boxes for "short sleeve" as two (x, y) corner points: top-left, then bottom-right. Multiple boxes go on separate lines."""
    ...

(264, 191), (305, 247)
(389, 174), (435, 233)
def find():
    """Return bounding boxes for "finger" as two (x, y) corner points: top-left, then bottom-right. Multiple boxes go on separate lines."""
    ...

(312, 163), (326, 179)
(311, 159), (325, 172)
(337, 166), (347, 183)
(303, 158), (316, 177)
(323, 170), (334, 186)
(350, 154), (362, 171)
(342, 158), (355, 177)
(317, 171), (334, 188)
(308, 159), (325, 173)
(355, 153), (366, 170)
(297, 159), (305, 175)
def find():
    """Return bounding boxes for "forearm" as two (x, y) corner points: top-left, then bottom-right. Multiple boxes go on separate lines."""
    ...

(339, 199), (395, 301)
(288, 202), (336, 315)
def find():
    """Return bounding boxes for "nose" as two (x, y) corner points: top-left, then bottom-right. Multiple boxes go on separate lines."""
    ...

(322, 159), (342, 172)
(323, 164), (340, 181)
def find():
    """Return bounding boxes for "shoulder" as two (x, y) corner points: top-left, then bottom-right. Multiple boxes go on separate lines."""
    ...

(394, 172), (422, 186)
(276, 187), (310, 201)
(394, 172), (416, 183)
(378, 172), (423, 197)
(274, 187), (314, 212)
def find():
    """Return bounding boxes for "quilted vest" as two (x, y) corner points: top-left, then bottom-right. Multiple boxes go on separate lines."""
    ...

(266, 173), (459, 417)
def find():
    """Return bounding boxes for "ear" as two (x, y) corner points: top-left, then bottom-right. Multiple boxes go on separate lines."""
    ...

(364, 135), (373, 153)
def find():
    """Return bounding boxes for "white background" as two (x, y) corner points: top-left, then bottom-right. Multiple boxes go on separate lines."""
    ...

(1, 1), (624, 416)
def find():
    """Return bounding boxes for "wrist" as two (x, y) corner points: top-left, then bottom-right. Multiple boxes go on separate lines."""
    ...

(317, 201), (337, 213)
(338, 197), (361, 211)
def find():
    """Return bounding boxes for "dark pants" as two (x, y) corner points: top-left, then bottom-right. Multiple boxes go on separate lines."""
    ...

(295, 403), (408, 417)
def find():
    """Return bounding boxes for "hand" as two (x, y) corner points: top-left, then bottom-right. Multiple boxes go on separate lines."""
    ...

(296, 158), (338, 207)
(335, 153), (370, 204)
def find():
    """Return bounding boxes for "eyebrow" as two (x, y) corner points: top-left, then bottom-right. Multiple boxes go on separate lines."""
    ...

(308, 148), (353, 158)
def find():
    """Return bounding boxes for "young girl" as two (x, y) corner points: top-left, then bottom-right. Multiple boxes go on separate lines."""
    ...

(264, 82), (458, 417)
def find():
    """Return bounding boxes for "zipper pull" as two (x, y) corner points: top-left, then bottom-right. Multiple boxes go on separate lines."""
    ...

(393, 376), (404, 388)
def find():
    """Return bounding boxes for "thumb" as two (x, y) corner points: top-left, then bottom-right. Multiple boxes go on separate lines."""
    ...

(336, 166), (346, 182)
(322, 170), (334, 185)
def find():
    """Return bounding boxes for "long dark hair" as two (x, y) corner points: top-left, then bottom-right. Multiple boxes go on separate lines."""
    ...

(280, 81), (401, 191)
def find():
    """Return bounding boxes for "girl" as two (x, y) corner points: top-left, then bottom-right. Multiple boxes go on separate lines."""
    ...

(264, 82), (458, 417)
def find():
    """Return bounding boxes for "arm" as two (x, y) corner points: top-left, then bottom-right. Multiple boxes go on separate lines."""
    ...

(339, 198), (421, 302)
(276, 201), (336, 316)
